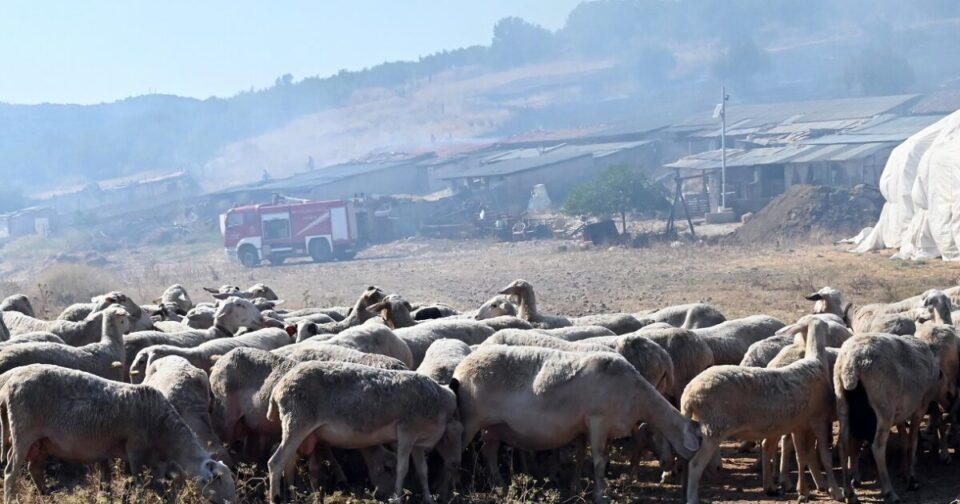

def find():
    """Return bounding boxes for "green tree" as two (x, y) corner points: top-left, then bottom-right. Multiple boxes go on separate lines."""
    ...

(562, 164), (669, 234)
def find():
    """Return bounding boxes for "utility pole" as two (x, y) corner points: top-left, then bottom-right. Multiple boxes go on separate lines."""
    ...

(720, 85), (729, 210)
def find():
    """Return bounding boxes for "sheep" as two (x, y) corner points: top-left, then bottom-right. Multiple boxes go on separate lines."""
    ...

(579, 333), (676, 395)
(296, 286), (385, 338)
(0, 316), (8, 341)
(2, 309), (118, 346)
(473, 295), (517, 320)
(153, 283), (194, 318)
(690, 315), (786, 365)
(124, 297), (264, 382)
(272, 341), (408, 370)
(266, 361), (461, 503)
(0, 364), (235, 503)
(477, 315), (533, 331)
(539, 325), (615, 341)
(805, 286), (846, 319)
(640, 327), (715, 405)
(296, 323), (414, 369)
(142, 356), (231, 465)
(681, 319), (843, 503)
(370, 296), (493, 367)
(0, 294), (34, 318)
(281, 306), (349, 322)
(481, 328), (615, 354)
(0, 332), (65, 348)
(184, 305), (217, 330)
(740, 313), (852, 368)
(132, 327), (293, 376)
(915, 289), (960, 463)
(452, 345), (700, 503)
(411, 302), (461, 320)
(204, 283), (278, 301)
(0, 306), (129, 380)
(640, 302), (726, 328)
(417, 339), (472, 385)
(57, 291), (154, 331)
(570, 313), (647, 335)
(498, 279), (571, 329)
(834, 333), (941, 503)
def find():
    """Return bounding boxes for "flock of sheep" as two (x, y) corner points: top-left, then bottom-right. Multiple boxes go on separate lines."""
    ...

(0, 277), (957, 504)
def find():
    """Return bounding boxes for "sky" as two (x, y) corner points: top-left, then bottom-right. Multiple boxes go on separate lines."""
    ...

(0, 1), (582, 105)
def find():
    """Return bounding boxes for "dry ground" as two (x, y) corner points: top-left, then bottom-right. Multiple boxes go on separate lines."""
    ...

(2, 237), (960, 502)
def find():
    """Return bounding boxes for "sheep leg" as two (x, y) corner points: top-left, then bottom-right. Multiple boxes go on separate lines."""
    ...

(905, 415), (921, 490)
(411, 448), (435, 504)
(479, 438), (504, 491)
(779, 434), (796, 493)
(26, 457), (47, 495)
(571, 436), (587, 494)
(317, 444), (348, 484)
(812, 422), (844, 502)
(267, 425), (314, 504)
(3, 440), (25, 504)
(871, 425), (899, 503)
(586, 416), (610, 504)
(760, 436), (779, 495)
(392, 435), (415, 503)
(685, 436), (719, 504)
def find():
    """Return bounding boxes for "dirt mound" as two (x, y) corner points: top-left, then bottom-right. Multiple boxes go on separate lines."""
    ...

(735, 185), (883, 243)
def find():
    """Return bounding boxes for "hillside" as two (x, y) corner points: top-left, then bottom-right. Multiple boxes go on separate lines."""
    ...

(2, 0), (959, 206)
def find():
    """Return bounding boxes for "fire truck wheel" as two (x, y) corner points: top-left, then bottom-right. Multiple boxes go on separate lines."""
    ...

(334, 247), (356, 261)
(309, 240), (333, 263)
(238, 246), (260, 268)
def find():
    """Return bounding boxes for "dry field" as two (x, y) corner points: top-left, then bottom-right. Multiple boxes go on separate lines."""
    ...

(2, 237), (960, 503)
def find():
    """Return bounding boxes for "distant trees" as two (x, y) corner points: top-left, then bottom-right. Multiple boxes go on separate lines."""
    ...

(562, 164), (669, 234)
(490, 17), (554, 68)
(843, 46), (915, 96)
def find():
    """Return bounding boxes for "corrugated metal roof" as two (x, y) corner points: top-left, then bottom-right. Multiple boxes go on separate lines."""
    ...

(676, 94), (920, 129)
(845, 114), (946, 136)
(667, 142), (895, 170)
(441, 140), (654, 179)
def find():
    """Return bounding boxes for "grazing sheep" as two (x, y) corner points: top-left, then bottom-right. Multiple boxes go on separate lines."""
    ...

(0, 332), (65, 347)
(539, 325), (616, 341)
(498, 279), (572, 329)
(741, 313), (852, 368)
(0, 364), (236, 504)
(805, 287), (846, 319)
(642, 302), (726, 328)
(581, 334), (676, 395)
(834, 332), (941, 503)
(690, 315), (786, 365)
(0, 317), (8, 341)
(300, 323), (414, 369)
(2, 309), (118, 346)
(0, 295), (34, 318)
(570, 313), (647, 335)
(477, 315), (533, 331)
(472, 295), (517, 320)
(681, 319), (843, 503)
(272, 341), (408, 370)
(452, 345), (700, 503)
(482, 329), (615, 353)
(417, 339), (472, 385)
(370, 296), (493, 367)
(641, 328), (715, 405)
(267, 361), (460, 503)
(132, 327), (293, 375)
(296, 286), (385, 338)
(0, 306), (129, 380)
(57, 291), (154, 331)
(124, 297), (264, 382)
(205, 283), (278, 301)
(153, 284), (194, 318)
(142, 356), (231, 464)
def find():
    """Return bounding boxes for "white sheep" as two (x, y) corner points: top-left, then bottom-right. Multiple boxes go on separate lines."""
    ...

(497, 279), (572, 329)
(0, 306), (129, 381)
(295, 286), (386, 338)
(267, 361), (460, 503)
(834, 332), (941, 503)
(452, 345), (700, 503)
(690, 315), (786, 365)
(0, 364), (235, 503)
(0, 295), (34, 318)
(2, 308), (119, 346)
(416, 338), (472, 385)
(639, 327), (715, 405)
(132, 327), (293, 376)
(142, 355), (231, 465)
(640, 302), (726, 328)
(681, 319), (842, 503)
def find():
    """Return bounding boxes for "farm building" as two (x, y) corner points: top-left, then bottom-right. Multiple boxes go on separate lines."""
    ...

(33, 170), (201, 219)
(0, 206), (55, 239)
(439, 140), (659, 214)
(663, 95), (947, 215)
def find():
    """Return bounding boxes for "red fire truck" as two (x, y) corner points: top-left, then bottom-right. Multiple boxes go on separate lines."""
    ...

(220, 198), (367, 267)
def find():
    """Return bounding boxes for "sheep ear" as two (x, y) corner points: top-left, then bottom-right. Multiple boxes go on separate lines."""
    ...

(367, 300), (388, 313)
(285, 325), (297, 337)
(683, 421), (701, 452)
(203, 287), (219, 294)
(804, 293), (822, 301)
(212, 293), (231, 300)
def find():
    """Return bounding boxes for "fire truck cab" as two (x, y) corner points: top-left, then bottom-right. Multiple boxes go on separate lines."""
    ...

(220, 198), (365, 267)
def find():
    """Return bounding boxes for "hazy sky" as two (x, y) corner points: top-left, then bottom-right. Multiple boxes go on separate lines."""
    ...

(0, 1), (582, 105)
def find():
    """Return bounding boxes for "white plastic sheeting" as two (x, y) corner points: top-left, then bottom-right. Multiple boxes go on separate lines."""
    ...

(849, 109), (960, 260)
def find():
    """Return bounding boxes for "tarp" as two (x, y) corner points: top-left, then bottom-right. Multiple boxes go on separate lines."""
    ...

(849, 109), (960, 259)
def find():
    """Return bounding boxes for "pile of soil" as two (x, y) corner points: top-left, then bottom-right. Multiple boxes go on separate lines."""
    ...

(735, 184), (883, 242)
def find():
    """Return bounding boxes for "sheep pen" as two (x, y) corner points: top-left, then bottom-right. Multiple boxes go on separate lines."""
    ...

(0, 239), (960, 503)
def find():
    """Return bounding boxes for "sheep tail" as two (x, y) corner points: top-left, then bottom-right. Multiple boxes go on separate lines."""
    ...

(837, 357), (860, 392)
